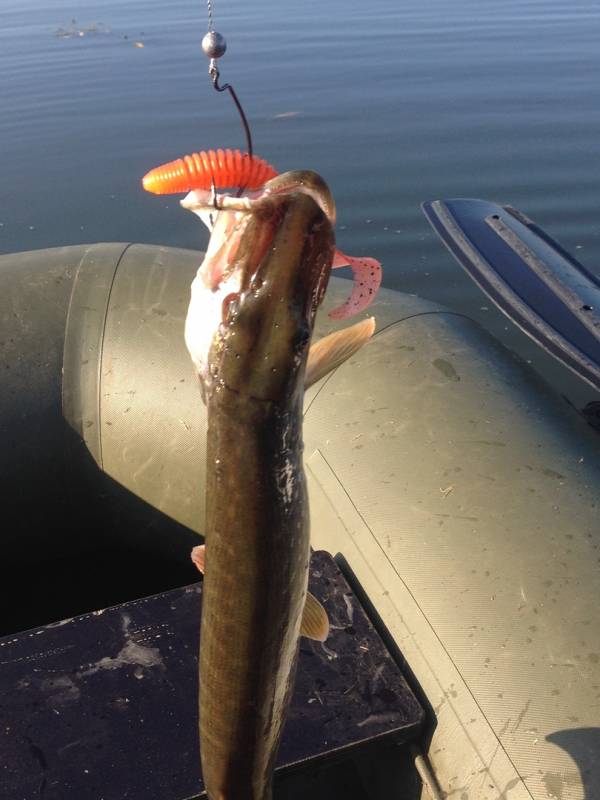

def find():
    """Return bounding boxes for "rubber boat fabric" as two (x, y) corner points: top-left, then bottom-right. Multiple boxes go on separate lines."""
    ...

(0, 244), (598, 800)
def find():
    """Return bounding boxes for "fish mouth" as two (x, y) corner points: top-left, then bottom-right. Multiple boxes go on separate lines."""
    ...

(183, 171), (336, 401)
(181, 170), (336, 295)
(141, 150), (382, 319)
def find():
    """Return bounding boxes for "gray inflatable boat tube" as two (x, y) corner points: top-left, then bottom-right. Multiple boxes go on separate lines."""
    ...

(1, 243), (598, 800)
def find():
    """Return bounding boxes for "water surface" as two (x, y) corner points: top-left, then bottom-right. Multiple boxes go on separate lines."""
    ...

(1, 0), (600, 403)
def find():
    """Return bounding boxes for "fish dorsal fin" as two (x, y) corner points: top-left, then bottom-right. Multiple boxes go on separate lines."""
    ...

(300, 592), (330, 641)
(305, 317), (375, 389)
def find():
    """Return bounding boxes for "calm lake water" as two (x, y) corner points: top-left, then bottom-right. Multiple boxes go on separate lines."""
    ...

(1, 0), (600, 404)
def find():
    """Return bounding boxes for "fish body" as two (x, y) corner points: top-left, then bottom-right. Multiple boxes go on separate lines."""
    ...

(185, 174), (335, 800)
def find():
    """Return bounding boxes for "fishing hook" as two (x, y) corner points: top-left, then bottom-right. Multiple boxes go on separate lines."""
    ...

(202, 25), (254, 198)
(209, 176), (217, 228)
(209, 62), (254, 162)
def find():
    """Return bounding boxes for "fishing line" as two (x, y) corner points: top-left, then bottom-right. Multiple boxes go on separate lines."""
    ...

(202, 1), (254, 198)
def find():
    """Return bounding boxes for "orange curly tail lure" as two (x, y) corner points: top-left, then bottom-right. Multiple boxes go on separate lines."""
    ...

(141, 148), (382, 319)
(142, 148), (278, 194)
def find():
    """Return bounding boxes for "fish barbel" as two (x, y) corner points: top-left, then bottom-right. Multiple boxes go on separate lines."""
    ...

(182, 170), (375, 800)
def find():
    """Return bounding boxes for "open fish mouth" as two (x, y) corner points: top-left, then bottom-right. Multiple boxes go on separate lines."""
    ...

(182, 171), (336, 400)
(182, 171), (337, 307)
(142, 148), (382, 319)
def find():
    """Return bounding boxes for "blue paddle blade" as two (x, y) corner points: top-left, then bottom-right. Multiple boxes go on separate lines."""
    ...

(422, 198), (600, 391)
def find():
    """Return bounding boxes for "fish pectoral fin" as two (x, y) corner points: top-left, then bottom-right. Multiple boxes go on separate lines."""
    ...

(191, 544), (205, 573)
(305, 317), (376, 388)
(300, 592), (330, 641)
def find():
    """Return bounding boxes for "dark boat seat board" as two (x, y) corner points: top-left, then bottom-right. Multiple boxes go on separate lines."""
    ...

(0, 551), (424, 800)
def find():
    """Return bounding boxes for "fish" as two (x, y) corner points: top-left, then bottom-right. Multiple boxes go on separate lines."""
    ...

(142, 148), (382, 320)
(181, 169), (377, 800)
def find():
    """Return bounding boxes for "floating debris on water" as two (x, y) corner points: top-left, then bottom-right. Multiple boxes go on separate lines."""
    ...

(273, 111), (302, 119)
(54, 19), (145, 47)
(55, 19), (112, 38)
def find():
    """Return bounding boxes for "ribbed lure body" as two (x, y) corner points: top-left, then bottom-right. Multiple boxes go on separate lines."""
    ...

(142, 148), (278, 194)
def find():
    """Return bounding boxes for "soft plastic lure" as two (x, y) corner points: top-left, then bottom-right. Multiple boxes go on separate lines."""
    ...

(142, 148), (382, 319)
(142, 148), (278, 194)
(329, 251), (382, 320)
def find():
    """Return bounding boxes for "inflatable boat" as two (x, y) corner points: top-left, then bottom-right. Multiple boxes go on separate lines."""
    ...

(1, 238), (598, 799)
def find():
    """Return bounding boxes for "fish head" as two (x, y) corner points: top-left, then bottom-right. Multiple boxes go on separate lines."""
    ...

(183, 171), (336, 403)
